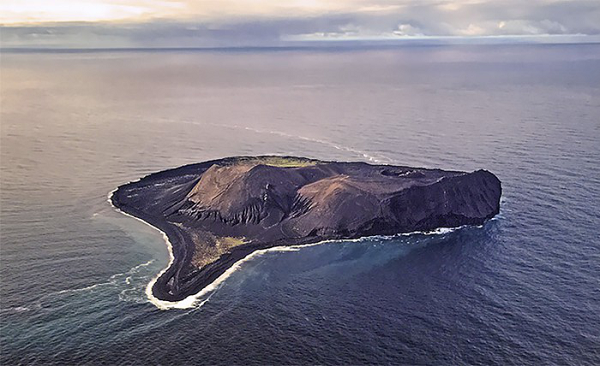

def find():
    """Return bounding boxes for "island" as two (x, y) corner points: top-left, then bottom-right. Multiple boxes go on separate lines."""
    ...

(111, 156), (502, 302)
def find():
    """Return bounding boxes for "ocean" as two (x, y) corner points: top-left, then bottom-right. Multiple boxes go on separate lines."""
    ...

(1, 44), (599, 364)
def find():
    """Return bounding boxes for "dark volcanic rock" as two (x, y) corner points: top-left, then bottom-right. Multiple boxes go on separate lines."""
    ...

(111, 156), (501, 302)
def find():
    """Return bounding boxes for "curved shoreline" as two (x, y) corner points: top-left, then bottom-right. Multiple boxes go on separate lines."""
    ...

(108, 187), (481, 310)
(108, 156), (501, 308)
(108, 189), (180, 309)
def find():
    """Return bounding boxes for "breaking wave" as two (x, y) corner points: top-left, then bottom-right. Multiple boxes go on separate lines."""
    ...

(109, 181), (473, 310)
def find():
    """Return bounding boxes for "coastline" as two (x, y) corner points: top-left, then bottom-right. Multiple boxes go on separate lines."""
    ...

(108, 186), (327, 309)
(108, 156), (501, 309)
(107, 189), (183, 309)
(109, 186), (333, 309)
(108, 187), (482, 310)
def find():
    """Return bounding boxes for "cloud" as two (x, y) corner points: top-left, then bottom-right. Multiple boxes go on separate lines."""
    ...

(0, 0), (184, 24)
(394, 24), (424, 37)
(1, 0), (599, 48)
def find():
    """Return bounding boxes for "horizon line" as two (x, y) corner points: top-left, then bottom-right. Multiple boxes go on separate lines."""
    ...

(3, 38), (600, 53)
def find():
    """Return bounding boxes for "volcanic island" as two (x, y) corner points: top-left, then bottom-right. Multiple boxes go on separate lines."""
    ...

(111, 156), (502, 302)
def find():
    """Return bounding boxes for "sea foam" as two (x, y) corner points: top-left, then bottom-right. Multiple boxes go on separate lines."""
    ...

(109, 186), (469, 310)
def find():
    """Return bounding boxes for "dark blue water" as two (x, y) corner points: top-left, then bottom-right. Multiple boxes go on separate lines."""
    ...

(1, 44), (599, 365)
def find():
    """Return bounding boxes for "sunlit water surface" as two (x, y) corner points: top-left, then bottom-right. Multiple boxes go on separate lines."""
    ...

(1, 45), (599, 364)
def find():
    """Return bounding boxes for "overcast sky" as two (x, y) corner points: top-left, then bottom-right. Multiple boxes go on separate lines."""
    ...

(2, 0), (599, 48)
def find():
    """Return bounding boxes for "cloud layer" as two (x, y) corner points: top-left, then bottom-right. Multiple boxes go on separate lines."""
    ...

(1, 0), (599, 47)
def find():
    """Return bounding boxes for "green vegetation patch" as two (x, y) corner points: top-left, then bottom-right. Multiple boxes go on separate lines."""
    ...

(215, 236), (246, 249)
(190, 232), (248, 269)
(239, 156), (321, 168)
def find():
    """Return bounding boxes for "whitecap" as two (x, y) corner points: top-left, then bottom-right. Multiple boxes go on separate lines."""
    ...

(1, 306), (32, 314)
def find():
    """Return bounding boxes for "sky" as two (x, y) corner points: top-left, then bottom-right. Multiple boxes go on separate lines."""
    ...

(1, 0), (599, 48)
